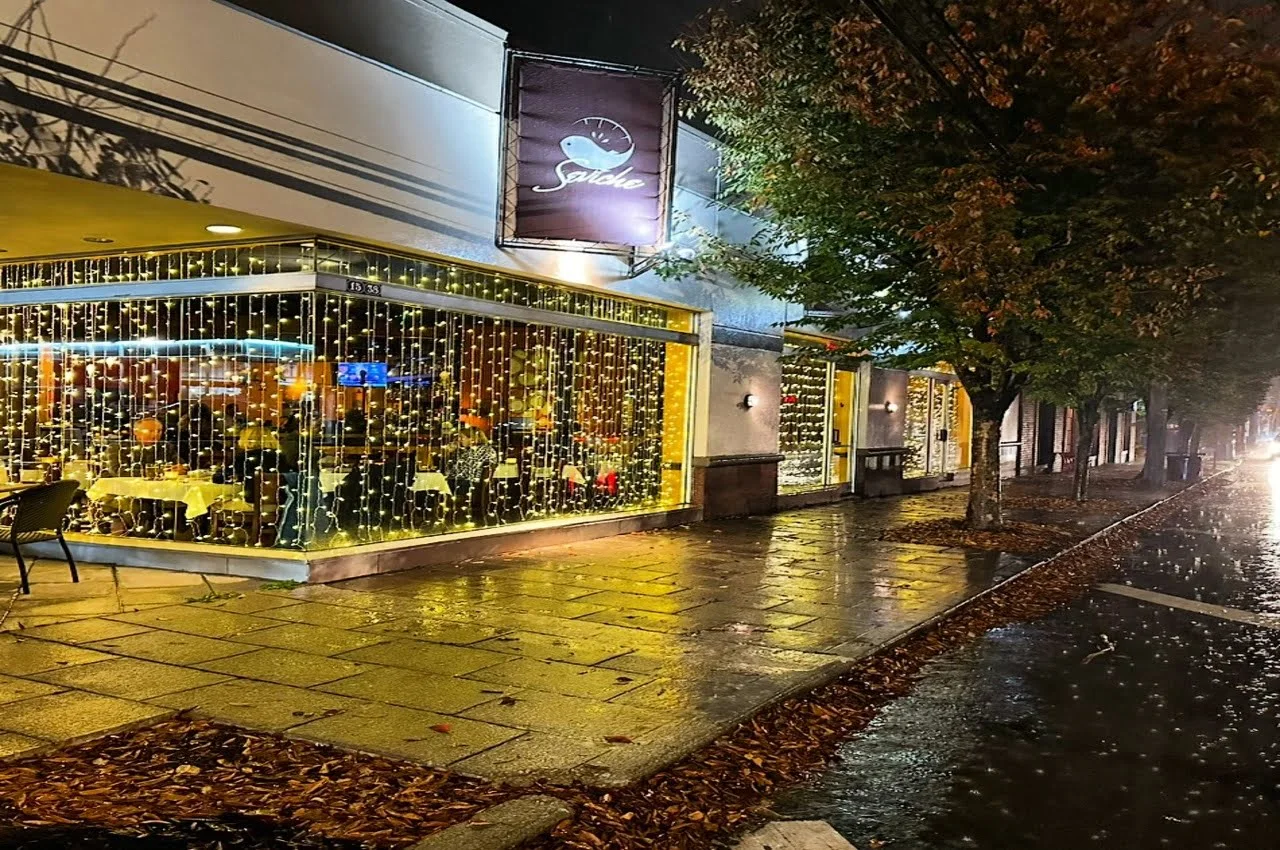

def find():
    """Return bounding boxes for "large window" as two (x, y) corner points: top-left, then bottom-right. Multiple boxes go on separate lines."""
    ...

(0, 256), (693, 552)
(777, 343), (859, 494)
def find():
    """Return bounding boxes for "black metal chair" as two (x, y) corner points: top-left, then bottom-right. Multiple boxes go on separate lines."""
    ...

(1, 480), (80, 595)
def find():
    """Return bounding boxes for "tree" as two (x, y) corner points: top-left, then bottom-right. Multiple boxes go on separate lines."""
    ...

(1025, 346), (1138, 501)
(676, 0), (1280, 528)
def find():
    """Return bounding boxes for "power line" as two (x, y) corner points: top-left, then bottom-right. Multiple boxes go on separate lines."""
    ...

(858, 0), (1010, 157)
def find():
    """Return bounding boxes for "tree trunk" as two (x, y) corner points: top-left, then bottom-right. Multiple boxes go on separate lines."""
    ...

(1142, 380), (1168, 488)
(967, 414), (1003, 529)
(1073, 402), (1100, 502)
(1188, 422), (1202, 457)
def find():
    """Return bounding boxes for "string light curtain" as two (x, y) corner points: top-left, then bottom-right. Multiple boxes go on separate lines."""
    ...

(903, 374), (972, 479)
(0, 287), (690, 551)
(778, 352), (830, 492)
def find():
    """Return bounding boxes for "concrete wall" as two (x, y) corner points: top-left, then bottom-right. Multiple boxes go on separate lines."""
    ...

(705, 344), (781, 458)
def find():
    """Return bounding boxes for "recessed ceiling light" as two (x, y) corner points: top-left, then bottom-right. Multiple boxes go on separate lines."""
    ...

(82, 236), (114, 244)
(205, 224), (243, 235)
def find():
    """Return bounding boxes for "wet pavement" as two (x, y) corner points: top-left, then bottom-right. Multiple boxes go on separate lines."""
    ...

(0, 466), (1161, 785)
(775, 464), (1278, 849)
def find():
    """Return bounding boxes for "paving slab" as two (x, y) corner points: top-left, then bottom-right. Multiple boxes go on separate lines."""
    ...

(17, 618), (153, 646)
(471, 631), (633, 665)
(288, 702), (521, 766)
(0, 691), (170, 744)
(356, 618), (510, 646)
(255, 601), (401, 630)
(0, 731), (45, 760)
(191, 594), (306, 615)
(0, 636), (114, 676)
(150, 679), (360, 732)
(86, 631), (255, 665)
(317, 665), (518, 714)
(0, 673), (63, 704)
(467, 657), (651, 700)
(450, 731), (613, 782)
(107, 605), (281, 639)
(460, 689), (668, 740)
(232, 622), (390, 656)
(340, 639), (511, 676)
(32, 657), (230, 700)
(197, 648), (366, 688)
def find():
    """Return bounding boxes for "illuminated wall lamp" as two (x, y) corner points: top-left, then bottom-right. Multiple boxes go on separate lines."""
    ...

(743, 393), (759, 409)
(883, 401), (899, 414)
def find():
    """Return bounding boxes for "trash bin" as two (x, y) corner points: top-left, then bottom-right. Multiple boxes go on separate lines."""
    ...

(1186, 454), (1203, 480)
(1165, 453), (1189, 481)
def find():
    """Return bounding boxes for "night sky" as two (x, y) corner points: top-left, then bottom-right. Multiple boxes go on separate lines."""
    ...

(448, 0), (714, 71)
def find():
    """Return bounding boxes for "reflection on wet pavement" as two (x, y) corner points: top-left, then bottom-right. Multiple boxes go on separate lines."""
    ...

(776, 464), (1280, 849)
(0, 467), (1153, 783)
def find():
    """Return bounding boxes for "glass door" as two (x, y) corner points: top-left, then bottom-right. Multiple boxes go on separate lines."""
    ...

(906, 376), (968, 478)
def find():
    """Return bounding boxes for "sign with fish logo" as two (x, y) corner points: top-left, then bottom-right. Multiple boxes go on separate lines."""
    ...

(500, 52), (678, 252)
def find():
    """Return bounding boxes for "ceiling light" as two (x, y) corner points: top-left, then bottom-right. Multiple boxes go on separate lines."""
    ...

(82, 236), (114, 244)
(205, 224), (243, 235)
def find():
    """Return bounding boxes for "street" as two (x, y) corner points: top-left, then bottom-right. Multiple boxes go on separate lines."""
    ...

(774, 464), (1280, 849)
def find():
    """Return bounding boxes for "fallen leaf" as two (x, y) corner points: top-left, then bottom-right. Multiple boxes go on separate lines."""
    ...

(604, 735), (633, 744)
(173, 765), (201, 776)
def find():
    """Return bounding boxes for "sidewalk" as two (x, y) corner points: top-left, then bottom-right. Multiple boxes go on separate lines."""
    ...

(0, 465), (1167, 785)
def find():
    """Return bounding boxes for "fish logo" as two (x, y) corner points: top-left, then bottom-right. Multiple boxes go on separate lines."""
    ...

(531, 116), (646, 194)
(559, 117), (635, 170)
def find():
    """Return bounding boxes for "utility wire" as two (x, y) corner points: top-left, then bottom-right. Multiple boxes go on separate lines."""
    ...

(858, 0), (1011, 157)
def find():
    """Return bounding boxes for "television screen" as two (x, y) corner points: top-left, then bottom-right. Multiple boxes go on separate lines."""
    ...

(337, 362), (388, 387)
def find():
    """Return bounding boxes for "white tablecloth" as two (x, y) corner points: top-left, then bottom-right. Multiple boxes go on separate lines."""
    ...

(318, 470), (452, 496)
(412, 471), (452, 495)
(318, 470), (347, 493)
(86, 477), (244, 517)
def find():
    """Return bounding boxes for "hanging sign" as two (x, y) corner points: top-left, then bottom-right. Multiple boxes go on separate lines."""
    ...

(499, 52), (678, 253)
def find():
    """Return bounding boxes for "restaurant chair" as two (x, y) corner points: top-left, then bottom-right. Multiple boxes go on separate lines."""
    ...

(0, 480), (80, 595)
(210, 470), (283, 546)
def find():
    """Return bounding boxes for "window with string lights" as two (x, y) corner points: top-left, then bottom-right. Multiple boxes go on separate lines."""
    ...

(0, 240), (695, 552)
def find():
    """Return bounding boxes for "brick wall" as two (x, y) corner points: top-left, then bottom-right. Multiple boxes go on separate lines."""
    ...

(1018, 398), (1039, 474)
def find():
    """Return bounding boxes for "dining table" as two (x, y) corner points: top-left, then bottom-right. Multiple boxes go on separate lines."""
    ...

(85, 476), (244, 517)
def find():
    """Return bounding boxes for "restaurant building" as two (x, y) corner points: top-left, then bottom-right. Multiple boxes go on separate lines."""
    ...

(0, 0), (954, 580)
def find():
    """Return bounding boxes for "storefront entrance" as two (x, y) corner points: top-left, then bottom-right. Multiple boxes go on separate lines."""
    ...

(777, 340), (859, 495)
(904, 373), (971, 479)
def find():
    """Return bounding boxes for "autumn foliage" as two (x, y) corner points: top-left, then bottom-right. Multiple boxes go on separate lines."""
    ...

(676, 0), (1280, 526)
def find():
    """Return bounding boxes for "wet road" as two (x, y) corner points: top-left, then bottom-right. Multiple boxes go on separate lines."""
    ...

(775, 465), (1280, 849)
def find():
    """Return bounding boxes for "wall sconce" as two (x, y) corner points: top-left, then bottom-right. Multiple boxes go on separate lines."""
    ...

(743, 393), (759, 409)
(883, 401), (899, 413)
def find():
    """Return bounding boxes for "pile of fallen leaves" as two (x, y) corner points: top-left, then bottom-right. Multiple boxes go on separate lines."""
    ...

(523, 474), (1229, 850)
(0, 721), (520, 848)
(1003, 494), (1133, 515)
(879, 517), (1079, 555)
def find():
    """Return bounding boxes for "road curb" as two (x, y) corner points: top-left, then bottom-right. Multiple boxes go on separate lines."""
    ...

(407, 795), (574, 850)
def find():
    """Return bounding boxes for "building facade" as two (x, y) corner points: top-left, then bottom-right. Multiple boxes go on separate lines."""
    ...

(0, 0), (964, 579)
